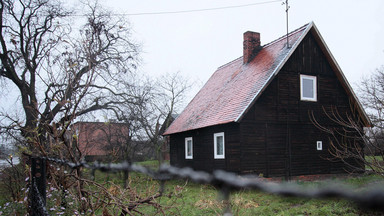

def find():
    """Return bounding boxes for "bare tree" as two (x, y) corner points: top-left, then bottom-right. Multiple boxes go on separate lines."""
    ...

(311, 66), (384, 176)
(99, 76), (154, 159)
(0, 0), (139, 157)
(0, 0), (179, 214)
(69, 121), (135, 162)
(137, 71), (193, 164)
(311, 106), (367, 173)
(359, 66), (384, 128)
(357, 66), (384, 174)
(79, 119), (154, 163)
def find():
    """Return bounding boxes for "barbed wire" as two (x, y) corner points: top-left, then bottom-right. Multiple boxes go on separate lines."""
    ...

(31, 155), (384, 214)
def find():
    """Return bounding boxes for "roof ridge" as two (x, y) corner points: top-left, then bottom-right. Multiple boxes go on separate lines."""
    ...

(217, 56), (242, 70)
(262, 22), (310, 48)
(235, 22), (312, 122)
(216, 23), (310, 71)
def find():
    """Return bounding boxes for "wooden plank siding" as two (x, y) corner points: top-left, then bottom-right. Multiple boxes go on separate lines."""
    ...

(239, 32), (363, 177)
(169, 32), (364, 177)
(169, 123), (240, 173)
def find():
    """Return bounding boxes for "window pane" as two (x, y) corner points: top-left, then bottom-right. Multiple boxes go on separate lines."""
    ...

(187, 140), (192, 156)
(302, 78), (314, 98)
(216, 136), (223, 155)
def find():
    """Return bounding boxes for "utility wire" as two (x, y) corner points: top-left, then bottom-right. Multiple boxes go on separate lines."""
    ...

(72, 0), (282, 17)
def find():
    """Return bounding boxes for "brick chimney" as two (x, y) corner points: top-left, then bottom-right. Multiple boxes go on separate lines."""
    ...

(243, 31), (261, 64)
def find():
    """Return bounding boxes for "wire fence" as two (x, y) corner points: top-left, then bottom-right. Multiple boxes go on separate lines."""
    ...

(28, 155), (384, 215)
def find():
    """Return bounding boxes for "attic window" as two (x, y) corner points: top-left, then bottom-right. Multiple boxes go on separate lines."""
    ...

(300, 75), (317, 101)
(214, 132), (225, 159)
(185, 137), (193, 159)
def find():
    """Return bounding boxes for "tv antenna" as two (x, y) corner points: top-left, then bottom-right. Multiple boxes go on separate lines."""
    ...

(282, 0), (290, 48)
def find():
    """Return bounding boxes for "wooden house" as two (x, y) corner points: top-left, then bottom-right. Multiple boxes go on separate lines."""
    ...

(163, 22), (370, 177)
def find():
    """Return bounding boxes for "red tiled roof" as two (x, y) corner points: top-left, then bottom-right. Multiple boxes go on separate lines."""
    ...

(164, 24), (310, 135)
(163, 22), (370, 135)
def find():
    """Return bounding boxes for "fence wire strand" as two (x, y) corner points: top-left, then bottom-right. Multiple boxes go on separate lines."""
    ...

(30, 155), (384, 215)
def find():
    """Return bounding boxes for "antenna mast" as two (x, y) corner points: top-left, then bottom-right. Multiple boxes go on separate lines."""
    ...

(283, 0), (290, 48)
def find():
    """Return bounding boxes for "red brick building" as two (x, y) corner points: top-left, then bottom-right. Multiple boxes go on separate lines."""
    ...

(71, 121), (130, 160)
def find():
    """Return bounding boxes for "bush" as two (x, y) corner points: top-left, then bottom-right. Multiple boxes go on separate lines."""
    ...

(0, 159), (27, 204)
(0, 158), (28, 215)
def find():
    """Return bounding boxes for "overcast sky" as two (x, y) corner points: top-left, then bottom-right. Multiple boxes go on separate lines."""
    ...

(1, 0), (383, 121)
(104, 0), (384, 99)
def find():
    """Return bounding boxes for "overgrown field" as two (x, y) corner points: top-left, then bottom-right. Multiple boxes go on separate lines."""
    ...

(0, 160), (383, 215)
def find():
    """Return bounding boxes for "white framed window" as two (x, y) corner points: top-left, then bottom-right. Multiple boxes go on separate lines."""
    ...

(300, 75), (317, 101)
(214, 132), (225, 159)
(317, 141), (322, 150)
(185, 137), (193, 159)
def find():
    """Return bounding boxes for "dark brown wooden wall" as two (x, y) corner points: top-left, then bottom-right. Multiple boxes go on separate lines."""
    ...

(169, 123), (240, 172)
(240, 32), (362, 176)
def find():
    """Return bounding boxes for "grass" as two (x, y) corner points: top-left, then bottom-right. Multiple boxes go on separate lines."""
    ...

(1, 160), (384, 215)
(366, 155), (383, 163)
(365, 155), (384, 171)
(135, 160), (163, 167)
(89, 165), (384, 216)
(131, 179), (372, 216)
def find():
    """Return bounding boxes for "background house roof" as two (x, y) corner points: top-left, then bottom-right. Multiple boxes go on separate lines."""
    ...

(164, 22), (370, 135)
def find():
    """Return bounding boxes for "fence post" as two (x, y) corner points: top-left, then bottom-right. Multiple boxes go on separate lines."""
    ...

(123, 170), (129, 188)
(30, 157), (47, 214)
